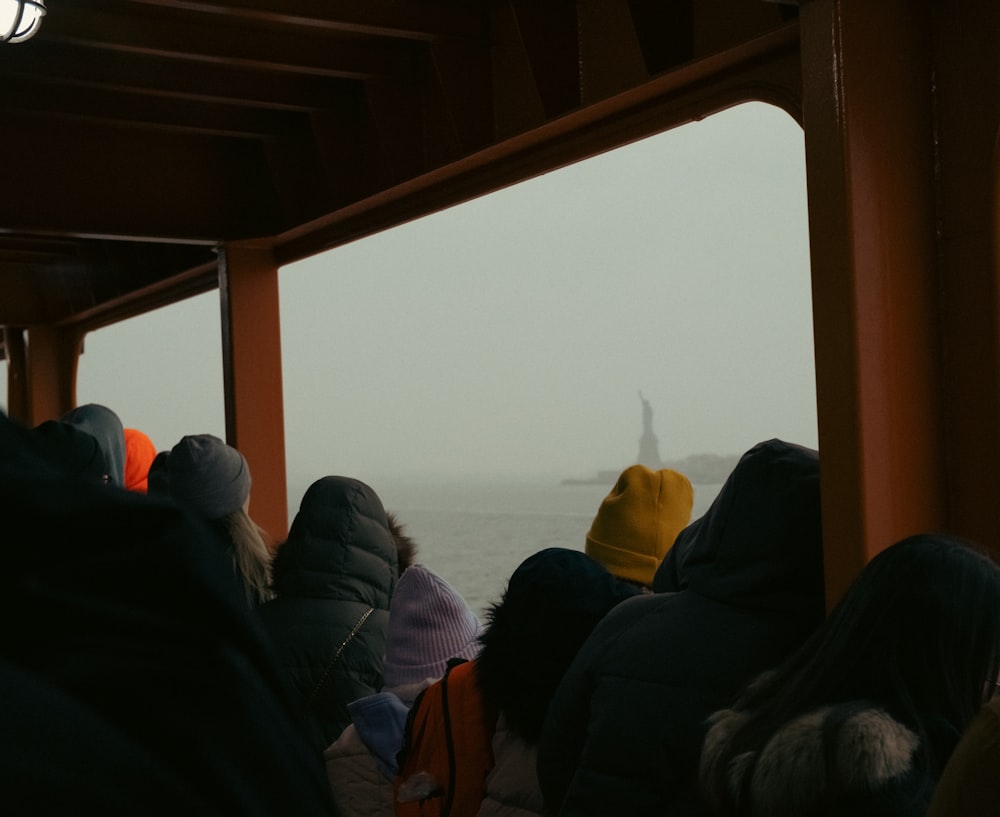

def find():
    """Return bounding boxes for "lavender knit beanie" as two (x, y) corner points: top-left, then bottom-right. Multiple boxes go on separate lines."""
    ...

(383, 564), (482, 689)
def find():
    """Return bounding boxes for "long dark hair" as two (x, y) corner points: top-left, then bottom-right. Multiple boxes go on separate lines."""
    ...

(702, 533), (1000, 809)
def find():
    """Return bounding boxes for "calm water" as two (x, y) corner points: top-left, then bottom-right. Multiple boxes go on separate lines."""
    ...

(290, 476), (722, 617)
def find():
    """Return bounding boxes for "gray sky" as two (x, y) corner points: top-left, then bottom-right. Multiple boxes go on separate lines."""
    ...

(7, 101), (817, 484)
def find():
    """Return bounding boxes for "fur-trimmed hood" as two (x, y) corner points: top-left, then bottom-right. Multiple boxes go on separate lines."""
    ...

(701, 702), (925, 817)
(475, 548), (639, 744)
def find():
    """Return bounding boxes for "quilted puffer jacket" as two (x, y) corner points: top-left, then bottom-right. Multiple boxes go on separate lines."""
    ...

(258, 476), (398, 749)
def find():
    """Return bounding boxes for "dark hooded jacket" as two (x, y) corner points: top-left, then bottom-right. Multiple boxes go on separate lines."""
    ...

(0, 412), (335, 817)
(257, 476), (399, 749)
(60, 403), (126, 487)
(536, 439), (826, 817)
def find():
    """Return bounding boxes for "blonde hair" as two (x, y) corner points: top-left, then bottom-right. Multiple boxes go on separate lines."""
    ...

(223, 509), (274, 606)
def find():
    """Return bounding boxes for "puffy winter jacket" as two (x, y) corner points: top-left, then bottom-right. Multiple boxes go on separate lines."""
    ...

(537, 439), (826, 816)
(258, 476), (398, 749)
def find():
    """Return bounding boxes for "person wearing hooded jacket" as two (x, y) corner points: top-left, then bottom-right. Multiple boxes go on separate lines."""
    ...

(0, 412), (337, 817)
(536, 438), (826, 817)
(258, 476), (399, 751)
(699, 533), (1000, 817)
(60, 403), (126, 487)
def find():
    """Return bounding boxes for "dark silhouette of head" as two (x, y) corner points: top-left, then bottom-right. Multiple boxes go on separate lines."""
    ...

(475, 548), (639, 743)
(713, 533), (1000, 784)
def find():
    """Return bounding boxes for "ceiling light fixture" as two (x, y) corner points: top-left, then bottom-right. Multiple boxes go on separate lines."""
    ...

(1, 0), (46, 44)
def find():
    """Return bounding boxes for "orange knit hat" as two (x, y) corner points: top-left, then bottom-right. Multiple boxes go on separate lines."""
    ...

(585, 465), (694, 588)
(123, 428), (157, 493)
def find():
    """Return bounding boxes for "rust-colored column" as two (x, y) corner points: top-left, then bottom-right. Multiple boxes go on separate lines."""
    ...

(219, 243), (289, 543)
(24, 325), (82, 424)
(800, 0), (946, 604)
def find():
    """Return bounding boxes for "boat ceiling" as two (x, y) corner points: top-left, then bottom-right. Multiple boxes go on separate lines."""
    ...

(0, 0), (799, 334)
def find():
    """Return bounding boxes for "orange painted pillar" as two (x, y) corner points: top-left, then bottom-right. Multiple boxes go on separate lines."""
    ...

(799, 0), (946, 604)
(219, 243), (289, 544)
(23, 324), (82, 424)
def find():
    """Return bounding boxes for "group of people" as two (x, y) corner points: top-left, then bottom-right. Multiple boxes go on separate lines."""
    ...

(3, 403), (1000, 816)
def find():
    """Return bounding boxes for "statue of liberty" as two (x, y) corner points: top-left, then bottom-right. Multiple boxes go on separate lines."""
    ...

(637, 391), (664, 468)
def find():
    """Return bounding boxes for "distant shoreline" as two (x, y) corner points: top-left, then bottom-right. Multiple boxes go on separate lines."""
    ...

(561, 452), (740, 487)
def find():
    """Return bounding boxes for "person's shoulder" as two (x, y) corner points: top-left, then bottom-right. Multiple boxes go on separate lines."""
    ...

(596, 588), (681, 633)
(565, 592), (674, 667)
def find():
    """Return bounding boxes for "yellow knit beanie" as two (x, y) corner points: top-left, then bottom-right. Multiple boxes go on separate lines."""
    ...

(585, 465), (694, 588)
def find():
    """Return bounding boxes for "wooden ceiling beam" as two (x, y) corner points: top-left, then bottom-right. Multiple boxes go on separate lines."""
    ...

(73, 241), (216, 302)
(263, 124), (335, 229)
(0, 244), (219, 329)
(0, 79), (308, 139)
(0, 237), (82, 265)
(308, 99), (379, 211)
(0, 119), (280, 242)
(627, 0), (695, 75)
(427, 39), (495, 153)
(113, 0), (486, 41)
(507, 0), (582, 118)
(61, 258), (220, 333)
(365, 80), (430, 185)
(45, 6), (420, 80)
(274, 24), (801, 264)
(0, 44), (350, 111)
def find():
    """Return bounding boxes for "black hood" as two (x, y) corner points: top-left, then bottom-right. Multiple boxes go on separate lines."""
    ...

(653, 439), (824, 617)
(476, 548), (640, 743)
(271, 476), (397, 608)
(0, 412), (338, 816)
(60, 403), (126, 487)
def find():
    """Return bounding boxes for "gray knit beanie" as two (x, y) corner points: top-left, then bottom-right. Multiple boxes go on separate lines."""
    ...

(167, 434), (251, 520)
(383, 564), (482, 689)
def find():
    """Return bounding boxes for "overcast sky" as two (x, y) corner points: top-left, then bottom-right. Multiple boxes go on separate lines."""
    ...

(6, 101), (817, 484)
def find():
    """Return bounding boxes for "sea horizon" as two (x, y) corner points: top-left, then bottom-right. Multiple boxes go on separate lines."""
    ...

(283, 473), (724, 616)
